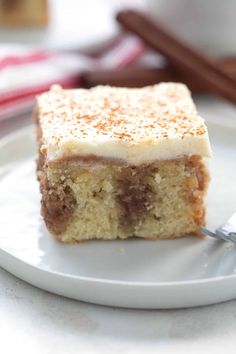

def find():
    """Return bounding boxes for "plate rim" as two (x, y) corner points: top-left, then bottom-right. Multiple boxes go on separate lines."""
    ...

(1, 245), (236, 288)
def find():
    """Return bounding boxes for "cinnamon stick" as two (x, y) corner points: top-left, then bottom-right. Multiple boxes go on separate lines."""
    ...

(116, 10), (236, 105)
(81, 57), (236, 91)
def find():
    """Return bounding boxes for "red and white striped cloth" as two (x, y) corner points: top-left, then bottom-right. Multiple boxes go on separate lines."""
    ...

(0, 34), (163, 121)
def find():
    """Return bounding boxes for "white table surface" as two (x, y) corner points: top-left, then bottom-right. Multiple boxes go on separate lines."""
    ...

(1, 267), (236, 354)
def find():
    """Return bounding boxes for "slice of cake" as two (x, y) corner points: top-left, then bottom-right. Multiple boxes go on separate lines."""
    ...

(35, 83), (211, 243)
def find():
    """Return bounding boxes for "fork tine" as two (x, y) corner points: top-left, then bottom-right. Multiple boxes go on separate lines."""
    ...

(201, 226), (223, 240)
(201, 226), (236, 242)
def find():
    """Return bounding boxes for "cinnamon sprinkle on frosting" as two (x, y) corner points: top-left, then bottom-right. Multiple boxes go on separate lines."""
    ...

(37, 83), (211, 164)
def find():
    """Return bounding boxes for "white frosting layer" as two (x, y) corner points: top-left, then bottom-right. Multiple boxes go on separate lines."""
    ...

(37, 84), (212, 164)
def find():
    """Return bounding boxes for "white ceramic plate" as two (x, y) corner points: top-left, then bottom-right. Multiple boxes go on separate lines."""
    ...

(1, 100), (236, 309)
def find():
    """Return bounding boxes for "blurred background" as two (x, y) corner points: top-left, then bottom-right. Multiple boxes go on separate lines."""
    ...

(0, 0), (235, 134)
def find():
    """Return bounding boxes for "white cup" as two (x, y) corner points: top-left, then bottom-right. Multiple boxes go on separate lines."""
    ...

(147, 0), (236, 56)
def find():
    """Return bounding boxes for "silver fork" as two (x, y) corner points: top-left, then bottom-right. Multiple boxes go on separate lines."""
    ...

(201, 212), (236, 242)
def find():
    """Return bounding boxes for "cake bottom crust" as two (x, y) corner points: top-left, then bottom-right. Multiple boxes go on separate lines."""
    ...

(37, 154), (210, 243)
